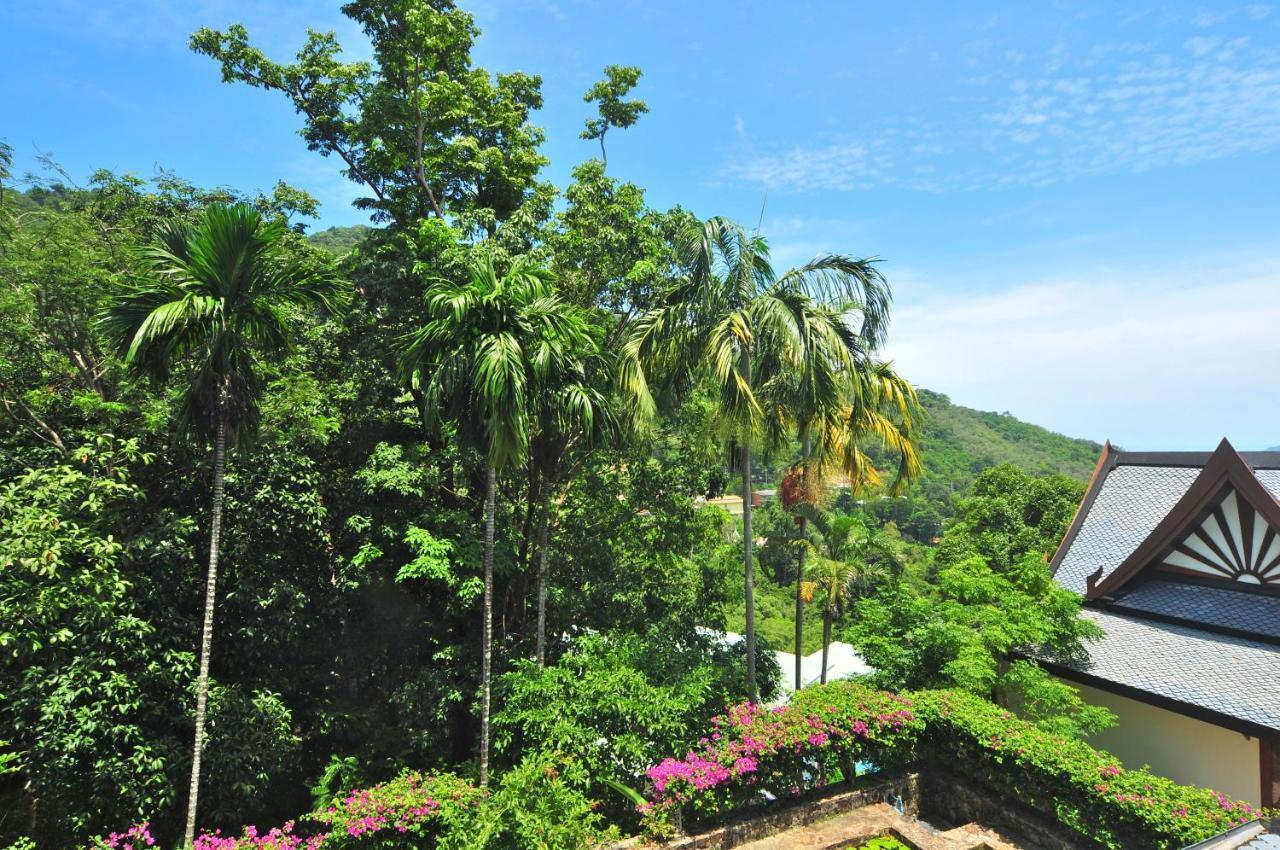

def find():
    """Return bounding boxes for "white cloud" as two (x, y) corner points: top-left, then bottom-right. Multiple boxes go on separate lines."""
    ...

(727, 19), (1280, 192)
(883, 262), (1280, 449)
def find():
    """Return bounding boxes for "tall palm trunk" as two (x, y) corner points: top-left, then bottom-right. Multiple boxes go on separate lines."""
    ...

(742, 444), (757, 703)
(535, 501), (550, 666)
(820, 609), (832, 685)
(479, 464), (496, 789)
(794, 433), (810, 691)
(184, 416), (226, 848)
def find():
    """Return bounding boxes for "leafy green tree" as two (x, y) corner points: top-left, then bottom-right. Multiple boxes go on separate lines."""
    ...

(397, 254), (595, 787)
(624, 215), (890, 700)
(192, 0), (548, 231)
(100, 204), (346, 845)
(849, 465), (1112, 737)
(581, 65), (648, 168)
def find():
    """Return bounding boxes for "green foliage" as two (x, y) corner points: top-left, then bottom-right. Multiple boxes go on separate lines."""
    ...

(580, 65), (648, 164)
(308, 225), (375, 256)
(639, 682), (1270, 849)
(493, 630), (777, 824)
(849, 464), (1110, 737)
(913, 689), (1270, 849)
(865, 390), (1101, 541)
(853, 839), (912, 850)
(641, 682), (924, 834)
(191, 2), (548, 231)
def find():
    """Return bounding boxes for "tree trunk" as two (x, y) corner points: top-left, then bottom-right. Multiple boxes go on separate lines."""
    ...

(820, 611), (832, 685)
(535, 499), (550, 666)
(184, 416), (227, 848)
(479, 464), (496, 789)
(742, 443), (757, 703)
(794, 433), (810, 691)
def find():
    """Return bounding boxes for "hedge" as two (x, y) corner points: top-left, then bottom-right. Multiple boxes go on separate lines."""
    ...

(89, 752), (609, 850)
(641, 682), (1271, 849)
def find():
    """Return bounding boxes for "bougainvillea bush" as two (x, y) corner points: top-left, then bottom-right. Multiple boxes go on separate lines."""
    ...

(639, 683), (1271, 849)
(89, 753), (608, 850)
(640, 683), (924, 834)
(912, 689), (1267, 850)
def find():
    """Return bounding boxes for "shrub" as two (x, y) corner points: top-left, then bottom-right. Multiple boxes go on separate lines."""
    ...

(639, 683), (1271, 849)
(913, 689), (1266, 849)
(93, 754), (607, 850)
(641, 682), (923, 833)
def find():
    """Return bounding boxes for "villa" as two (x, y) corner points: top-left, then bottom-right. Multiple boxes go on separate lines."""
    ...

(1046, 439), (1280, 808)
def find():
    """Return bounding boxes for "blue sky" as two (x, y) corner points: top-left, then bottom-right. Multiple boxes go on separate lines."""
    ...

(5, 1), (1280, 450)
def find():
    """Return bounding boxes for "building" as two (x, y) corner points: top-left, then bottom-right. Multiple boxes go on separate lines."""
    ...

(1046, 439), (1280, 808)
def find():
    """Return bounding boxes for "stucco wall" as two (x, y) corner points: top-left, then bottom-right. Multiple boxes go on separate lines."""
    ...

(1066, 679), (1261, 806)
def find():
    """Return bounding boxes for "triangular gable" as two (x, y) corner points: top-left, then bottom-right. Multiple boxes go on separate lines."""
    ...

(1088, 438), (1280, 599)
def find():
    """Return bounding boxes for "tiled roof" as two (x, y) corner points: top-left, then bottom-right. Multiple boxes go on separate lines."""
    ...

(1053, 455), (1280, 595)
(1054, 464), (1200, 595)
(1111, 578), (1280, 641)
(1054, 609), (1280, 733)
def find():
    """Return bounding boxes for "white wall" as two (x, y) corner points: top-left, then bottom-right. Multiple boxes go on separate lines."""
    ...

(1065, 679), (1261, 806)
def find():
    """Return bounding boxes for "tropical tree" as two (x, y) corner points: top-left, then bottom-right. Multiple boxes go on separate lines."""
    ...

(397, 253), (596, 787)
(99, 203), (346, 846)
(623, 216), (891, 700)
(581, 65), (648, 168)
(776, 358), (922, 689)
(526, 330), (616, 666)
(797, 509), (901, 683)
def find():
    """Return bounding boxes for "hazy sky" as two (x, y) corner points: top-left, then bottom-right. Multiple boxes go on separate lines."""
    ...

(5, 1), (1280, 449)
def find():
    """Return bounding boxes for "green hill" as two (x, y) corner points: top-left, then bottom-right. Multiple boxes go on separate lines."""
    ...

(918, 388), (1100, 483)
(861, 389), (1100, 541)
(308, 224), (374, 256)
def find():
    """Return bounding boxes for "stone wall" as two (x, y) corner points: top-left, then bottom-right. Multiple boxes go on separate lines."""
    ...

(919, 767), (1099, 850)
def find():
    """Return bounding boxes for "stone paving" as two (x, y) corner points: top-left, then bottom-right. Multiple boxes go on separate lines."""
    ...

(732, 802), (1020, 850)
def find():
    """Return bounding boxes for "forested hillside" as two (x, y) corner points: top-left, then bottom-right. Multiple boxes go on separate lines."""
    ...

(308, 224), (374, 256)
(864, 389), (1101, 541)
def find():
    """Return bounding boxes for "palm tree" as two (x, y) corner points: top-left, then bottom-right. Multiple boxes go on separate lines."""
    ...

(527, 340), (615, 666)
(775, 357), (922, 690)
(797, 508), (901, 684)
(623, 216), (890, 701)
(100, 204), (346, 847)
(397, 254), (595, 786)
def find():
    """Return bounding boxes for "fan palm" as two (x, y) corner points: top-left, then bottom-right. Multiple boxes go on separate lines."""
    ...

(623, 215), (890, 701)
(100, 204), (346, 846)
(397, 254), (595, 787)
(797, 508), (901, 684)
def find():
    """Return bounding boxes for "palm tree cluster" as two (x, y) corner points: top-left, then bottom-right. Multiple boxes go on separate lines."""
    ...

(101, 205), (918, 838)
(623, 215), (921, 700)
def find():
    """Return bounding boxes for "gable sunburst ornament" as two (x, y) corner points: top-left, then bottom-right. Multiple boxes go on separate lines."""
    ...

(1088, 438), (1280, 599)
(1158, 488), (1280, 586)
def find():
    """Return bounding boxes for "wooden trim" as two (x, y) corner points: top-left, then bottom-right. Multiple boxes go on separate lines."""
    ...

(1049, 441), (1116, 578)
(1035, 657), (1280, 739)
(1090, 438), (1280, 600)
(1263, 738), (1276, 809)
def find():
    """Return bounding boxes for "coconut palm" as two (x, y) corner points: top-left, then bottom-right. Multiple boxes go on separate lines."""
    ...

(397, 253), (595, 786)
(774, 357), (923, 690)
(623, 215), (890, 701)
(797, 508), (901, 684)
(100, 203), (346, 847)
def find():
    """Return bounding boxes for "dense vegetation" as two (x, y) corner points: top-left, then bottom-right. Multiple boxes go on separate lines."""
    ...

(641, 681), (1264, 850)
(0, 3), (1216, 850)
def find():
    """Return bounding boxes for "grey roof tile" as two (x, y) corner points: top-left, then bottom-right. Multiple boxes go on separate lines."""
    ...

(1060, 610), (1280, 732)
(1111, 579), (1280, 641)
(1055, 465), (1200, 594)
(1055, 461), (1280, 595)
